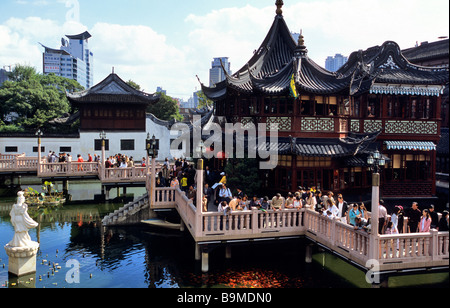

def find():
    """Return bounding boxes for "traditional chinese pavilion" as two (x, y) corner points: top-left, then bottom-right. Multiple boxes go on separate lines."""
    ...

(67, 73), (160, 132)
(200, 1), (449, 202)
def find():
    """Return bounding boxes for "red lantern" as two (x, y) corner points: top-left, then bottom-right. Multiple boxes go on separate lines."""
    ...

(217, 151), (228, 161)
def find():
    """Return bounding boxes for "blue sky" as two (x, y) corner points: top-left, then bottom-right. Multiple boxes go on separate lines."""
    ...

(1, 0), (449, 99)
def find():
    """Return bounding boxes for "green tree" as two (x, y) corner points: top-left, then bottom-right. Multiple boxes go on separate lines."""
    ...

(224, 157), (263, 197)
(197, 91), (213, 109)
(147, 92), (183, 122)
(7, 64), (37, 82)
(0, 65), (84, 131)
(126, 79), (141, 91)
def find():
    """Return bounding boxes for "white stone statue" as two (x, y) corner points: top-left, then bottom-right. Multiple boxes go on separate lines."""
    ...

(4, 191), (40, 276)
(8, 191), (39, 247)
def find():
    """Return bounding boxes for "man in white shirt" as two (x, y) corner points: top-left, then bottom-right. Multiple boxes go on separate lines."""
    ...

(336, 194), (348, 223)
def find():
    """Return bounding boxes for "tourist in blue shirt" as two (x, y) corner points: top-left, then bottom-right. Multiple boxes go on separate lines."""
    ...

(349, 203), (361, 226)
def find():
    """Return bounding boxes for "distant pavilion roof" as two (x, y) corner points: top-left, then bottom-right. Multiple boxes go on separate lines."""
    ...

(67, 73), (160, 105)
(402, 39), (449, 64)
(200, 5), (449, 100)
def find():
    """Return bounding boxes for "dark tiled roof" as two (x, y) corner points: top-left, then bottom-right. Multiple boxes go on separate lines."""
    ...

(402, 39), (449, 63)
(256, 131), (380, 157)
(67, 73), (160, 105)
(201, 12), (449, 100)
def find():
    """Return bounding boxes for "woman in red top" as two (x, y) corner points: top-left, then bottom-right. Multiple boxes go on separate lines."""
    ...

(77, 154), (84, 171)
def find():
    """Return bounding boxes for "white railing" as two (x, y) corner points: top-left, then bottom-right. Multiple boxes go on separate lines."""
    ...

(0, 154), (37, 171)
(154, 187), (177, 208)
(114, 184), (449, 270)
(173, 188), (197, 233)
(305, 209), (370, 260)
(378, 230), (449, 262)
(200, 209), (304, 237)
(38, 161), (99, 177)
(99, 166), (147, 183)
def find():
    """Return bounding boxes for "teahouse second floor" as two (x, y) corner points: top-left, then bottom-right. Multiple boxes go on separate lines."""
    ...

(214, 91), (442, 140)
(202, 6), (448, 142)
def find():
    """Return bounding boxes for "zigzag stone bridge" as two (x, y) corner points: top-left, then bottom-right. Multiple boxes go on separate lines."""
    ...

(101, 160), (449, 286)
(2, 154), (448, 285)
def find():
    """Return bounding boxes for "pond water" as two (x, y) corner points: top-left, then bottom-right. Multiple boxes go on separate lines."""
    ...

(0, 180), (448, 289)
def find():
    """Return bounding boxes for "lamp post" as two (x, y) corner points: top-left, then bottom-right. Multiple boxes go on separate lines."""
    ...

(146, 134), (158, 208)
(195, 140), (206, 213)
(99, 131), (107, 182)
(36, 129), (43, 175)
(99, 131), (107, 165)
(367, 149), (385, 261)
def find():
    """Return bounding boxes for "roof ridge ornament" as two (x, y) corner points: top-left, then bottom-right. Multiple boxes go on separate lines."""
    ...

(295, 29), (308, 56)
(276, 0), (284, 15)
(298, 29), (305, 46)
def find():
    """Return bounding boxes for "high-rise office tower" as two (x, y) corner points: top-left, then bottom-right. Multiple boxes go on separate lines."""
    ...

(209, 57), (231, 87)
(325, 54), (348, 72)
(41, 31), (94, 89)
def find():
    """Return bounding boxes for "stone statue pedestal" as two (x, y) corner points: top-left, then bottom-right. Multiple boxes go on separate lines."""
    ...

(4, 242), (39, 277)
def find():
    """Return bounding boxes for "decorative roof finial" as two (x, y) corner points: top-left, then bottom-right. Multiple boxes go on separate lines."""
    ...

(276, 0), (284, 15)
(298, 29), (305, 47)
(295, 29), (308, 57)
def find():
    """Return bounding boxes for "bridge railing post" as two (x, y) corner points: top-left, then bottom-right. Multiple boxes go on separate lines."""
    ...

(195, 159), (204, 238)
(330, 217), (337, 247)
(430, 229), (439, 261)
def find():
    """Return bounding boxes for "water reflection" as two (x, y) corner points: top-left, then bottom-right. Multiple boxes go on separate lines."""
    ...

(1, 195), (448, 289)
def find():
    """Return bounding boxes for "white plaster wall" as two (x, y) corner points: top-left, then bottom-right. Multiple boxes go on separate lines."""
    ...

(0, 137), (80, 158)
(0, 116), (186, 161)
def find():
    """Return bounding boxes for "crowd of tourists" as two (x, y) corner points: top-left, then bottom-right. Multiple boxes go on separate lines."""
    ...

(206, 182), (449, 235)
(45, 151), (145, 168)
(42, 153), (450, 234)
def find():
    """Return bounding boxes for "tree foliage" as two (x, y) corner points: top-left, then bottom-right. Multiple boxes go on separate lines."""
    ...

(126, 80), (183, 122)
(224, 157), (263, 198)
(126, 79), (141, 91)
(147, 92), (183, 122)
(197, 91), (213, 109)
(0, 65), (84, 132)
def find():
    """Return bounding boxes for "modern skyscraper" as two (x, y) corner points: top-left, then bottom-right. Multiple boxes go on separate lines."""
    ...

(209, 57), (231, 87)
(0, 68), (9, 87)
(325, 54), (348, 72)
(41, 31), (94, 89)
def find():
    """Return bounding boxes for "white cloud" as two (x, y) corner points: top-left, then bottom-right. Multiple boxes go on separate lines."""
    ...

(1, 0), (448, 100)
(0, 16), (87, 71)
(185, 5), (275, 84)
(283, 0), (449, 64)
(89, 22), (189, 96)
